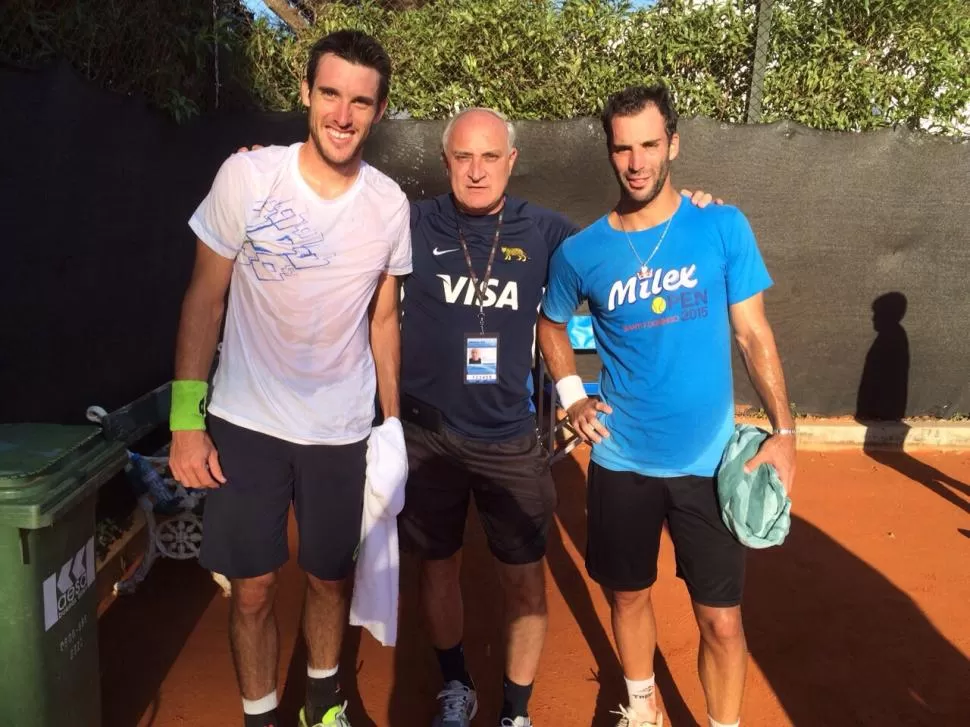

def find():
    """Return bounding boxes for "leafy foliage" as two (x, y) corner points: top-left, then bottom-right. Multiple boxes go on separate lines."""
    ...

(1, 0), (251, 122)
(245, 0), (969, 134)
(764, 0), (970, 134)
(3, 0), (968, 134)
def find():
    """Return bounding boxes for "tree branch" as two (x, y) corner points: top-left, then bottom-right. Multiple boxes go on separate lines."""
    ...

(262, 0), (310, 31)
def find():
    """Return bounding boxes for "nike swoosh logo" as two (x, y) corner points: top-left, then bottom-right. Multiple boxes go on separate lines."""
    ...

(432, 247), (459, 256)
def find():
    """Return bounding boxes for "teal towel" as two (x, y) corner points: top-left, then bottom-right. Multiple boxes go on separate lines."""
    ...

(716, 424), (792, 548)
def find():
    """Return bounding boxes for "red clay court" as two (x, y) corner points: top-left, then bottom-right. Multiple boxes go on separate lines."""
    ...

(99, 447), (970, 726)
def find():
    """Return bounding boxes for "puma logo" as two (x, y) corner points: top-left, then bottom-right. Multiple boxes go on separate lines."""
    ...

(502, 246), (528, 262)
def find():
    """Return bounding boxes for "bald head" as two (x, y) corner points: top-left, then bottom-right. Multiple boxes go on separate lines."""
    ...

(442, 107), (516, 154)
(441, 107), (519, 216)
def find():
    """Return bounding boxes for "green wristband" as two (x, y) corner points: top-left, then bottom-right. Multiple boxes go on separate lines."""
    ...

(170, 380), (209, 431)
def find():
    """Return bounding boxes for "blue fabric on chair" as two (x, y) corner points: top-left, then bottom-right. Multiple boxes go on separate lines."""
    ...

(566, 315), (596, 350)
(538, 313), (602, 462)
(567, 315), (599, 396)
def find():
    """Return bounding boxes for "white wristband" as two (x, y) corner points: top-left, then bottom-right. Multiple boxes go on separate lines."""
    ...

(556, 374), (588, 411)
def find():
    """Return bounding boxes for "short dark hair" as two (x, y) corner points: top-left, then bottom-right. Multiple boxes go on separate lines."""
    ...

(305, 29), (391, 104)
(601, 84), (678, 145)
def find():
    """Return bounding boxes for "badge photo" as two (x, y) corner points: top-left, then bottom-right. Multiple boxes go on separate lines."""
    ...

(465, 334), (499, 384)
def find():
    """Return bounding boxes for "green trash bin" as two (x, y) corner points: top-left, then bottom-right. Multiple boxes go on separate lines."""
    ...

(0, 423), (128, 727)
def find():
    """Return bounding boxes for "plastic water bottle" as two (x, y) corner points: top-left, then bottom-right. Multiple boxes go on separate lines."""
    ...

(126, 451), (179, 513)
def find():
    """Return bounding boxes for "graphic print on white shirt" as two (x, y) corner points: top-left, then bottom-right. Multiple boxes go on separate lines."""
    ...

(189, 143), (412, 445)
(239, 197), (335, 280)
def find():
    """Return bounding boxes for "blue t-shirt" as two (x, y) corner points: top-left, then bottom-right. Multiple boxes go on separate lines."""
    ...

(541, 199), (772, 477)
(402, 194), (578, 440)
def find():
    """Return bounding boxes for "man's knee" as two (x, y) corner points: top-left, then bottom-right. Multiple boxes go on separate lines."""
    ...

(421, 552), (462, 594)
(696, 605), (744, 646)
(499, 560), (546, 615)
(613, 587), (653, 614)
(306, 573), (346, 599)
(231, 572), (278, 618)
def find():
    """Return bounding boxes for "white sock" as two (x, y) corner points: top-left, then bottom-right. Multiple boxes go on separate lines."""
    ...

(708, 717), (740, 727)
(624, 674), (657, 720)
(242, 690), (278, 715)
(308, 664), (339, 680)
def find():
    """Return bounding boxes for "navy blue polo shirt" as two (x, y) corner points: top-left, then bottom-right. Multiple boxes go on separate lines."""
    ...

(401, 194), (578, 441)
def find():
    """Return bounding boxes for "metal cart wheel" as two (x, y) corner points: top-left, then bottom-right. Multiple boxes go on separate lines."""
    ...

(155, 513), (204, 560)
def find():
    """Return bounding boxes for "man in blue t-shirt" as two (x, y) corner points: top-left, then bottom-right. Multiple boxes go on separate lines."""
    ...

(397, 107), (719, 727)
(538, 85), (796, 727)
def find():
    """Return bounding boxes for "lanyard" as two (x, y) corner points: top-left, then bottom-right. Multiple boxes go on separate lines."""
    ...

(456, 208), (504, 334)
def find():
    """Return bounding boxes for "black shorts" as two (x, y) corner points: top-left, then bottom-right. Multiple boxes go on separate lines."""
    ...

(199, 416), (366, 581)
(586, 461), (745, 606)
(398, 422), (557, 565)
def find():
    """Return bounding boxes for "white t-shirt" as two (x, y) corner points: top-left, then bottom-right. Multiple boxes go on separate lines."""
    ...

(188, 143), (412, 445)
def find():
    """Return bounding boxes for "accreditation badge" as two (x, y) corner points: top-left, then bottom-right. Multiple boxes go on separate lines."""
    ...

(464, 333), (499, 384)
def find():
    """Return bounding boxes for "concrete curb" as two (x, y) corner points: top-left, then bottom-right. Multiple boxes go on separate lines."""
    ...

(737, 418), (970, 452)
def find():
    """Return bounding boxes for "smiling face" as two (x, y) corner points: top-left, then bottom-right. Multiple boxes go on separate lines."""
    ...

(442, 110), (518, 216)
(300, 53), (387, 171)
(607, 103), (680, 208)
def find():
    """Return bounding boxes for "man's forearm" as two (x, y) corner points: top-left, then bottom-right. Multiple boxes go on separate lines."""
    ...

(737, 330), (794, 431)
(174, 286), (225, 382)
(370, 315), (401, 419)
(537, 316), (579, 384)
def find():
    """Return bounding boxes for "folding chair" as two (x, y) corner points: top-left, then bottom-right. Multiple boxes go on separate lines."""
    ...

(535, 314), (600, 463)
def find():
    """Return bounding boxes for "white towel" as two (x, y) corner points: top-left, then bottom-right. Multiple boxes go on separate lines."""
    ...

(349, 416), (408, 646)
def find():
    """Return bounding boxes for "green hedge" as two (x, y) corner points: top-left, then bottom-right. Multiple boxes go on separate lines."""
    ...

(4, 0), (969, 135)
(245, 0), (970, 134)
(1, 0), (251, 122)
(244, 0), (760, 121)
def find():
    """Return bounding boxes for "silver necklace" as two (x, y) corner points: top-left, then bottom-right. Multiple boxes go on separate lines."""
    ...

(617, 211), (674, 280)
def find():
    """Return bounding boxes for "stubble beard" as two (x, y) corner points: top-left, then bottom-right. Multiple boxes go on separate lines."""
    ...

(309, 122), (367, 174)
(620, 155), (671, 212)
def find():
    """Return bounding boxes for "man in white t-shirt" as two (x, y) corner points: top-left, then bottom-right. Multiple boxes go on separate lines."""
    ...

(167, 30), (411, 727)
